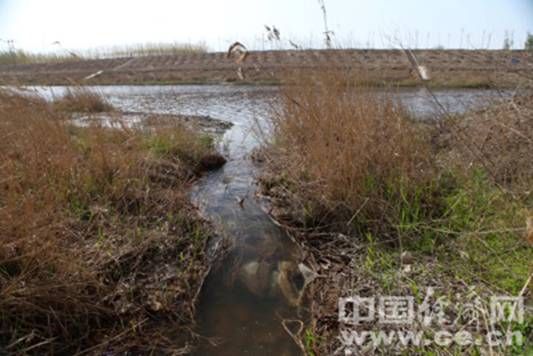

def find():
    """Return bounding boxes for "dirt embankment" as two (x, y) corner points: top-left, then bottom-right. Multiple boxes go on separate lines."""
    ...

(0, 49), (531, 87)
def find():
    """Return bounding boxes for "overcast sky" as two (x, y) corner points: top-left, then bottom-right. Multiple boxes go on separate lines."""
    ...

(1, 0), (532, 53)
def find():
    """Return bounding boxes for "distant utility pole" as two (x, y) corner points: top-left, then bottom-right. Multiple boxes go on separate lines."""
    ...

(6, 39), (17, 65)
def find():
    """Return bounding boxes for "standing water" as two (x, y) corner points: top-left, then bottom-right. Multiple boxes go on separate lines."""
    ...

(26, 85), (508, 355)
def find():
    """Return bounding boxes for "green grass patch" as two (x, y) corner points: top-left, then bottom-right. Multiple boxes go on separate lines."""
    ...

(358, 168), (531, 295)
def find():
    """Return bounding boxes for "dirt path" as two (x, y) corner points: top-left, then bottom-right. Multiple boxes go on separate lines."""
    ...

(1, 49), (531, 87)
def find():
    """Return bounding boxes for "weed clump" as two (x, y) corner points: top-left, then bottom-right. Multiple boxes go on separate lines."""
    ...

(439, 94), (533, 188)
(260, 72), (532, 355)
(263, 72), (435, 237)
(53, 87), (114, 113)
(0, 89), (220, 353)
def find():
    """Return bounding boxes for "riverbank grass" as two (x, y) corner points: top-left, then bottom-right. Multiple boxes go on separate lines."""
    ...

(0, 89), (220, 353)
(52, 87), (115, 113)
(260, 72), (532, 355)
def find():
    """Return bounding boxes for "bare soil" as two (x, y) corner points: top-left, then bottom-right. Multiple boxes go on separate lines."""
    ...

(0, 49), (531, 87)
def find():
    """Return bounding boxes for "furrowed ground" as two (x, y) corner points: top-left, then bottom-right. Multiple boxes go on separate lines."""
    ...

(0, 49), (531, 87)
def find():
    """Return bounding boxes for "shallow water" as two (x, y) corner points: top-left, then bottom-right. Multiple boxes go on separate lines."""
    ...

(25, 84), (509, 355)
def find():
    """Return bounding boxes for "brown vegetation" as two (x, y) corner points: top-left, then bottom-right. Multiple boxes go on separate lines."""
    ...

(259, 72), (532, 355)
(0, 89), (222, 354)
(0, 42), (208, 66)
(438, 94), (533, 188)
(86, 42), (208, 59)
(262, 71), (435, 236)
(0, 50), (78, 65)
(52, 87), (114, 113)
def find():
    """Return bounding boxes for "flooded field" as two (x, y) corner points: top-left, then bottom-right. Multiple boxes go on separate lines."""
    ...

(25, 85), (511, 355)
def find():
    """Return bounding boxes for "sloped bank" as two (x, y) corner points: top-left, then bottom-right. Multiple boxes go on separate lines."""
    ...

(258, 75), (532, 355)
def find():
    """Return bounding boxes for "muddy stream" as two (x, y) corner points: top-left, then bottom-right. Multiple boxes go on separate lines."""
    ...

(30, 85), (507, 355)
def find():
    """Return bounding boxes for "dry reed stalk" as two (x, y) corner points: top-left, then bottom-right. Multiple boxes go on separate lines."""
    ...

(0, 89), (218, 353)
(52, 87), (114, 113)
(262, 70), (434, 235)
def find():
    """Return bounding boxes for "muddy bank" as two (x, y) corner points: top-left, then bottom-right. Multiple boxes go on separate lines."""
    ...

(71, 110), (233, 134)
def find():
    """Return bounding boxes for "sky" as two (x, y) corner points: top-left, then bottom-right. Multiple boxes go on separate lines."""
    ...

(0, 0), (532, 53)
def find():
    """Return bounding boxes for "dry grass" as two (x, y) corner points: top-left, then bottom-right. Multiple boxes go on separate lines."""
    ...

(259, 71), (532, 355)
(52, 87), (115, 113)
(0, 89), (221, 353)
(0, 50), (76, 65)
(88, 42), (209, 58)
(0, 43), (208, 65)
(438, 94), (533, 190)
(262, 71), (435, 235)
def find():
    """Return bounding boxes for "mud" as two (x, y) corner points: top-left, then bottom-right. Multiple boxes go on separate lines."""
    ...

(71, 111), (233, 134)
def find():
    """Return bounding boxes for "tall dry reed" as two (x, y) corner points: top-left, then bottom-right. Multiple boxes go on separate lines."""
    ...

(52, 87), (114, 113)
(263, 71), (435, 234)
(0, 89), (216, 353)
